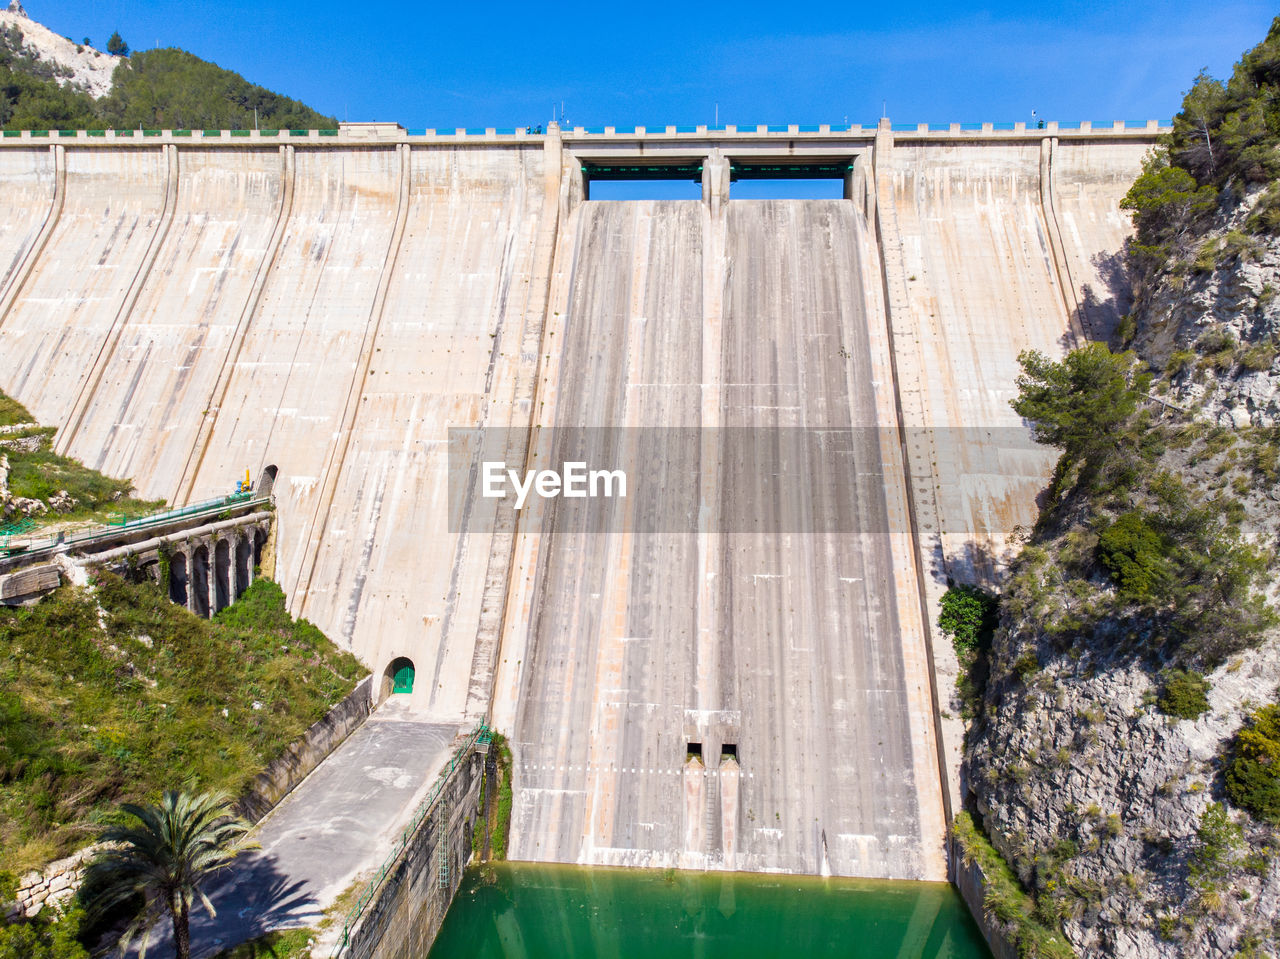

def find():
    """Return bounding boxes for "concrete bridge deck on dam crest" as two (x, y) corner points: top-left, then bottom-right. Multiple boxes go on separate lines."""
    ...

(0, 119), (1160, 882)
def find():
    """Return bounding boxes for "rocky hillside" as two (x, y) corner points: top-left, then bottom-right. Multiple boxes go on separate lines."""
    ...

(0, 2), (116, 98)
(960, 19), (1280, 959)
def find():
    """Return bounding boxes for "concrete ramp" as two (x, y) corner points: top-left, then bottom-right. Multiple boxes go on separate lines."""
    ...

(497, 199), (945, 879)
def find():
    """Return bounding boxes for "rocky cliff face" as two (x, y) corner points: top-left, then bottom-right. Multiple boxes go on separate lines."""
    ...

(963, 159), (1280, 959)
(0, 2), (118, 99)
(1133, 187), (1280, 429)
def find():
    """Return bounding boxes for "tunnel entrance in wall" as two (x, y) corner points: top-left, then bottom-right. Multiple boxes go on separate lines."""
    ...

(386, 657), (415, 695)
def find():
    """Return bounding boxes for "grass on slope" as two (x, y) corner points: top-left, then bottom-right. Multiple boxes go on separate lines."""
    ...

(211, 928), (315, 958)
(0, 575), (366, 878)
(0, 389), (161, 526)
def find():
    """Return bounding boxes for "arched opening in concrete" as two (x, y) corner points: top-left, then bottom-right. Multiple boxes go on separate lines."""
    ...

(191, 545), (210, 618)
(253, 527), (268, 572)
(583, 160), (703, 201)
(138, 560), (161, 586)
(383, 657), (415, 698)
(257, 464), (278, 499)
(234, 535), (251, 599)
(727, 158), (853, 199)
(168, 552), (188, 607)
(213, 539), (231, 612)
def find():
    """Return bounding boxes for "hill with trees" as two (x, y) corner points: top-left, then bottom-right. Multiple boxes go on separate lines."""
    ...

(0, 6), (334, 130)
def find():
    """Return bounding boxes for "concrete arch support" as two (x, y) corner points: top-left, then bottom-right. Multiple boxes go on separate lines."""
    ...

(213, 537), (231, 613)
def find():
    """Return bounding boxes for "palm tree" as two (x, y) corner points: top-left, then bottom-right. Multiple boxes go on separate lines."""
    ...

(83, 790), (258, 959)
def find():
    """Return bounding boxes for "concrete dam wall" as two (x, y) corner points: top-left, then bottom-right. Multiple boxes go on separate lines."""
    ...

(0, 122), (1155, 882)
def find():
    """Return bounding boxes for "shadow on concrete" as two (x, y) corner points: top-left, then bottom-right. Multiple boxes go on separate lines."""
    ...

(1058, 248), (1134, 351)
(123, 852), (317, 959)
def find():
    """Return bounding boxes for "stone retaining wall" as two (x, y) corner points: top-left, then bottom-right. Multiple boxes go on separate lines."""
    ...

(8, 845), (102, 919)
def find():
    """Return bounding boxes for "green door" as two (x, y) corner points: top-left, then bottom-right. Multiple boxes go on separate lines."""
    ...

(392, 660), (415, 694)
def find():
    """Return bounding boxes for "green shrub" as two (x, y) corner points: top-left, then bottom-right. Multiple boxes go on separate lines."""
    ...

(1239, 340), (1277, 372)
(1165, 349), (1196, 376)
(489, 733), (513, 861)
(1226, 704), (1280, 822)
(210, 928), (314, 958)
(1097, 512), (1168, 599)
(938, 584), (999, 656)
(1222, 229), (1263, 262)
(1157, 670), (1211, 719)
(0, 906), (88, 959)
(1196, 327), (1237, 356)
(1189, 803), (1242, 888)
(1246, 184), (1280, 234)
(1191, 239), (1219, 273)
(1012, 344), (1149, 463)
(1012, 650), (1040, 680)
(1115, 313), (1137, 347)
(951, 813), (1074, 959)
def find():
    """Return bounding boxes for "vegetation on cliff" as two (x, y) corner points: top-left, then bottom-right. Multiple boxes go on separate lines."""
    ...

(97, 49), (334, 130)
(959, 20), (1280, 957)
(952, 811), (1073, 959)
(0, 575), (364, 878)
(472, 732), (514, 862)
(1123, 16), (1280, 272)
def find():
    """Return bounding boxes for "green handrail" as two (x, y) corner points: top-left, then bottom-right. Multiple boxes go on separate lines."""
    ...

(0, 492), (269, 560)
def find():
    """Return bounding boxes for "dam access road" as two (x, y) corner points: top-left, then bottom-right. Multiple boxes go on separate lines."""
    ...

(0, 119), (1156, 882)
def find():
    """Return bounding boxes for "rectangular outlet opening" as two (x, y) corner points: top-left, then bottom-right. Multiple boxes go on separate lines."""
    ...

(728, 159), (852, 200)
(686, 742), (703, 762)
(721, 743), (738, 762)
(583, 160), (704, 201)
(730, 179), (847, 199)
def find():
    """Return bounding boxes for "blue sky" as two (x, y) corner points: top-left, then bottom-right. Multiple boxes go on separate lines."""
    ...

(32, 1), (1274, 129)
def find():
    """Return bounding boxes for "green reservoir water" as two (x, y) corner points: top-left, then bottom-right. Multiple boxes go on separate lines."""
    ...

(428, 863), (990, 959)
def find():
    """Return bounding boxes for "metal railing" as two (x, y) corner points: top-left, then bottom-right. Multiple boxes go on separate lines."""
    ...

(330, 722), (491, 958)
(0, 492), (269, 558)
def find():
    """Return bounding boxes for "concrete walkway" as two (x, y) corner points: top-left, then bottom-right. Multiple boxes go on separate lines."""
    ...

(134, 699), (462, 958)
